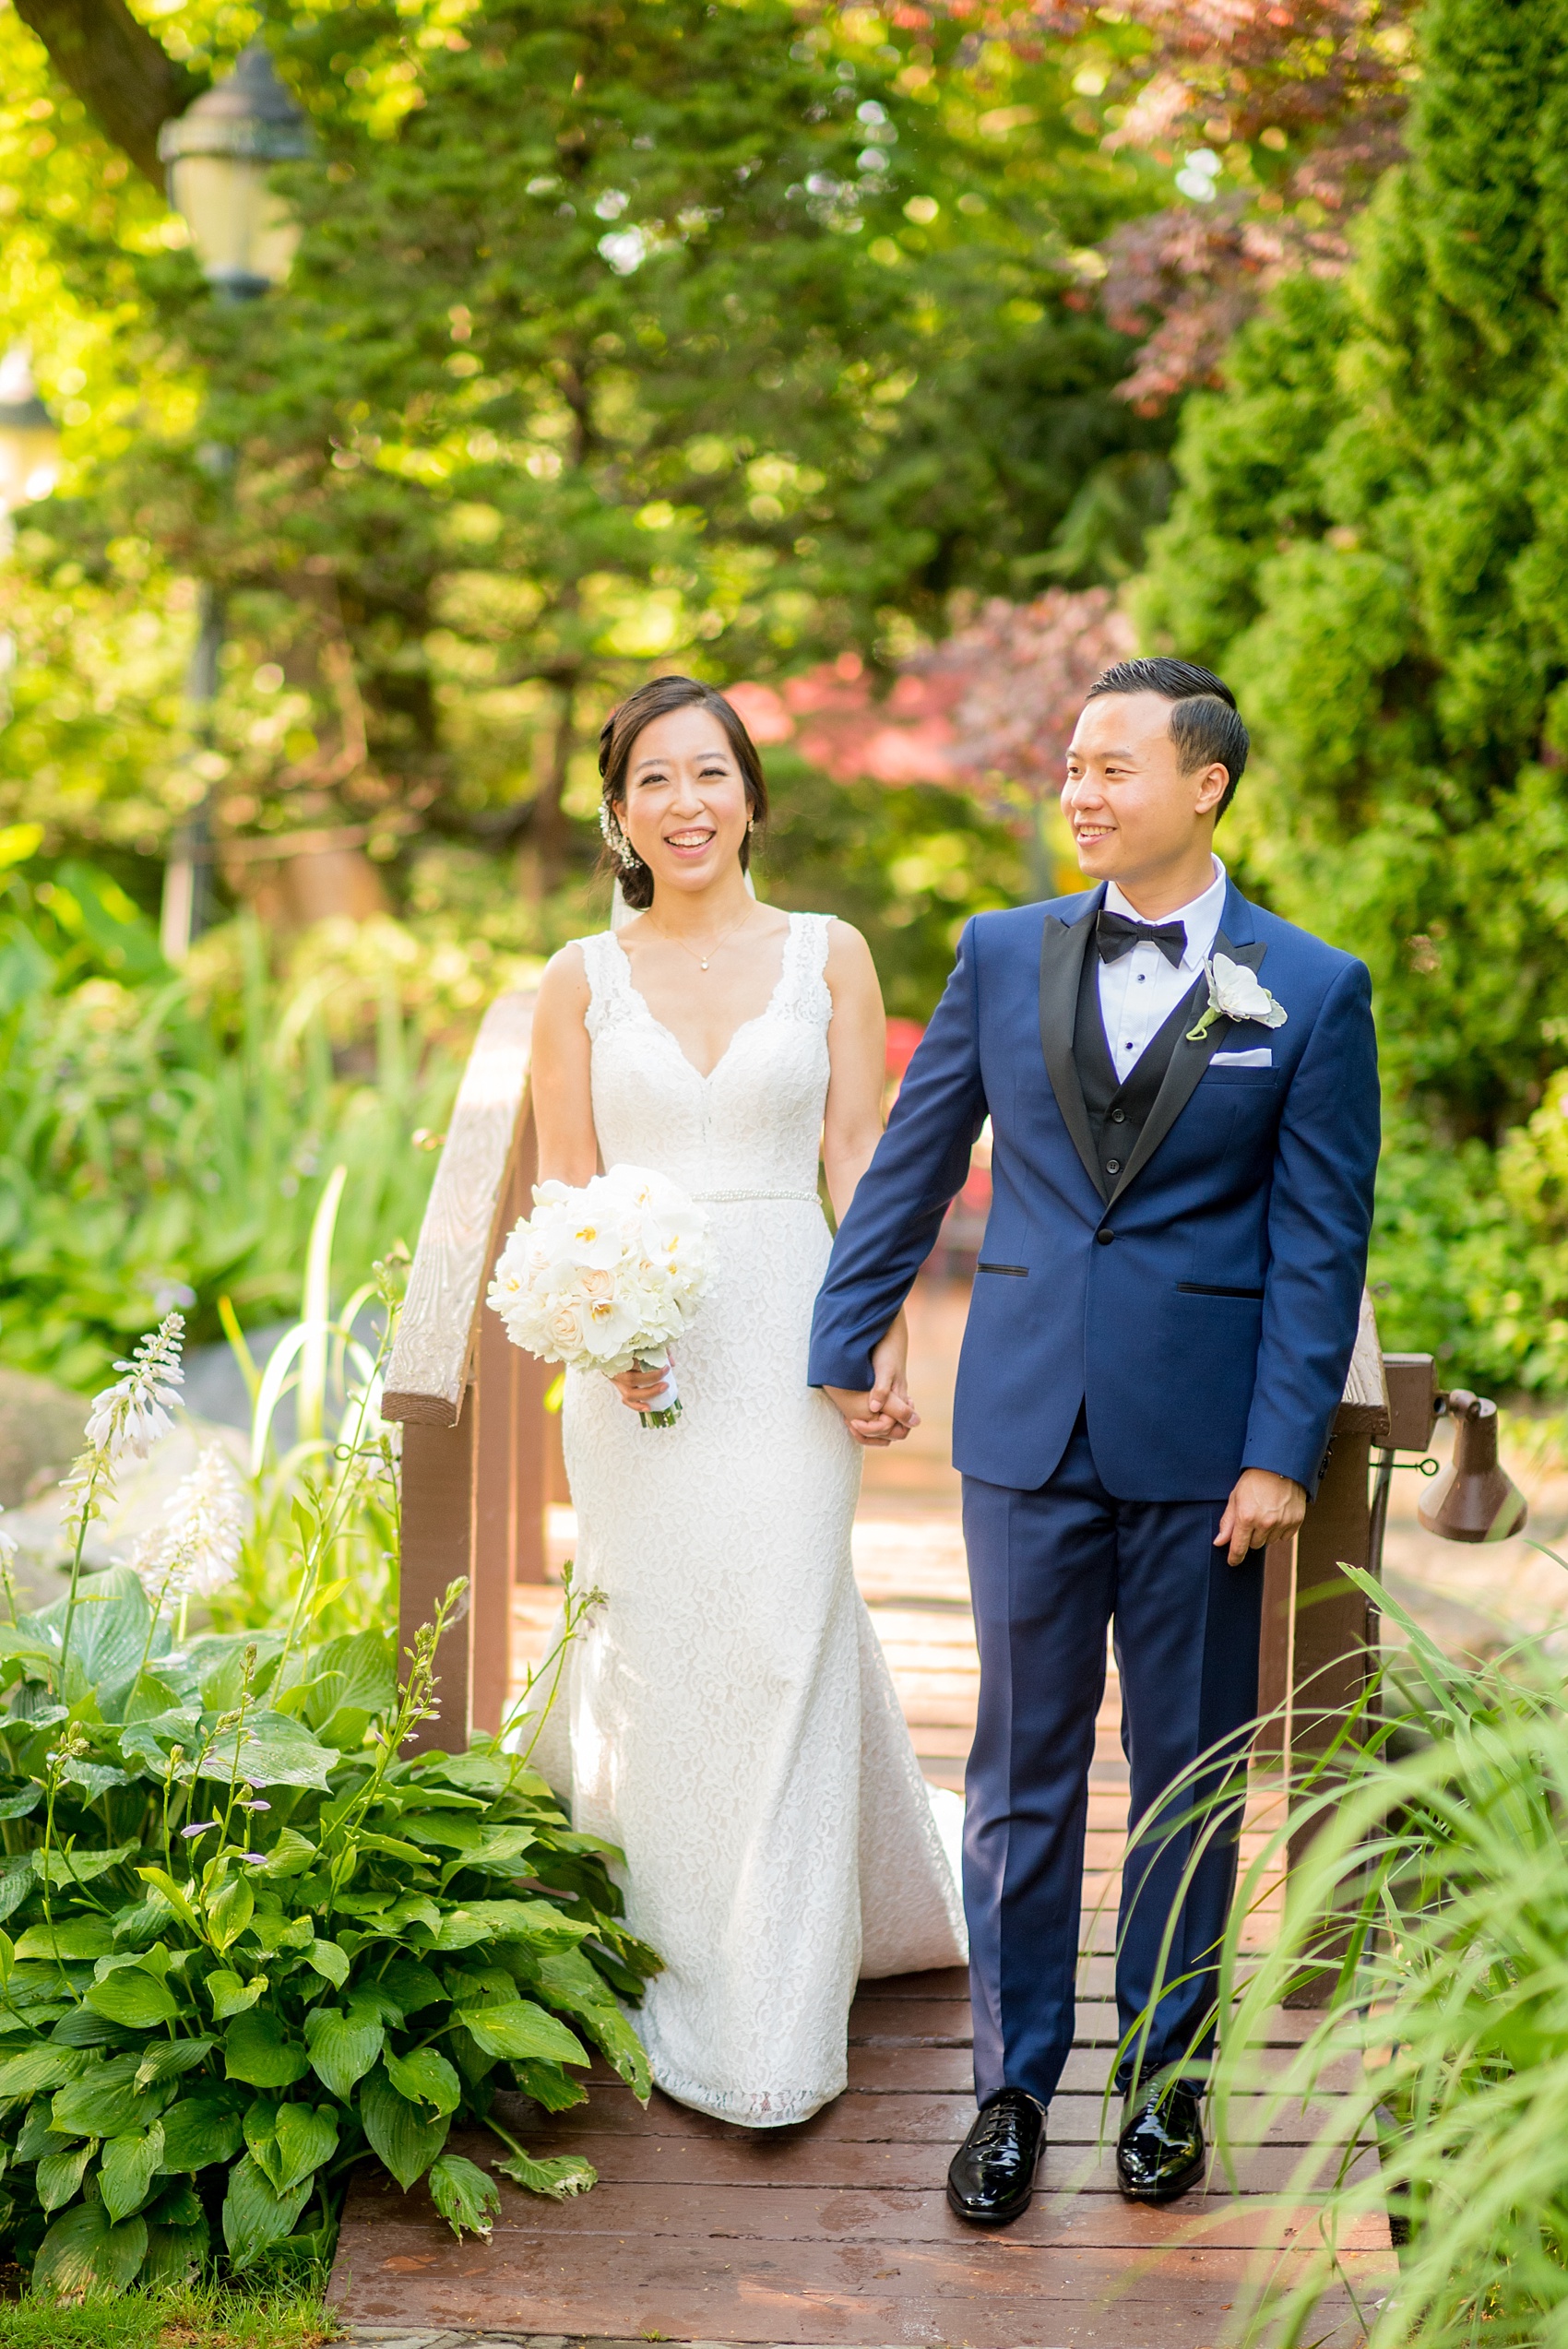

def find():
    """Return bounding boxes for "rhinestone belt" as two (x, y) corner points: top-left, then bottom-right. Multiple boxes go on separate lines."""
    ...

(694, 1187), (820, 1204)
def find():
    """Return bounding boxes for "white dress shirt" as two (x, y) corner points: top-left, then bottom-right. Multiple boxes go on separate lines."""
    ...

(1096, 857), (1228, 1080)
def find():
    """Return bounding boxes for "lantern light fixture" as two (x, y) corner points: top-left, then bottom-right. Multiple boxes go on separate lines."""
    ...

(158, 42), (312, 300)
(0, 346), (60, 513)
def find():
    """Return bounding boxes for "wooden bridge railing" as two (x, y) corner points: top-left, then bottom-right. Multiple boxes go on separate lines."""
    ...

(386, 991), (1416, 1793)
(382, 990), (549, 1752)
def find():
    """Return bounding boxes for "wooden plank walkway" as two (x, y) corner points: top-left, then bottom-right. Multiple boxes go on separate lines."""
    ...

(334, 1280), (1392, 2345)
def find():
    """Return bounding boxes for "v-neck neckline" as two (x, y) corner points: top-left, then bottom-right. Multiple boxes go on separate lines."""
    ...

(612, 916), (795, 1083)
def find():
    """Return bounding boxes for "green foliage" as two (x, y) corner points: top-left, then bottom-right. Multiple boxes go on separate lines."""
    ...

(1136, 0), (1568, 1382)
(0, 1565), (654, 2297)
(0, 866), (464, 1390)
(1, 0), (1169, 881)
(1204, 1572), (1568, 2345)
(0, 2272), (336, 2343)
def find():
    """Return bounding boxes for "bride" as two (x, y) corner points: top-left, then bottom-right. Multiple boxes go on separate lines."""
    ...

(528, 673), (966, 2127)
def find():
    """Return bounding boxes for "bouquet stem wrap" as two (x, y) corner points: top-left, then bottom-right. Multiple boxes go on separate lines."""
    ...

(487, 1165), (713, 1433)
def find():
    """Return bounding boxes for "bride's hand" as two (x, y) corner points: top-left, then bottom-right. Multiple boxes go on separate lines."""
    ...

(610, 1361), (672, 1412)
(824, 1317), (920, 1447)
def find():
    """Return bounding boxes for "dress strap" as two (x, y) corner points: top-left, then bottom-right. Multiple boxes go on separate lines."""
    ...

(778, 910), (834, 1026)
(575, 929), (632, 1041)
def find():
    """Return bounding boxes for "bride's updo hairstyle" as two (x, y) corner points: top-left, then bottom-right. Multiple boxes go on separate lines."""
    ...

(598, 675), (768, 912)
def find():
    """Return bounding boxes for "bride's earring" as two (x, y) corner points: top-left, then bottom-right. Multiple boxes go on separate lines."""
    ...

(599, 801), (640, 872)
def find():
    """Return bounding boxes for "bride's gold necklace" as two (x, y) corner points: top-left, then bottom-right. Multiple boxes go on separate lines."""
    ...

(647, 908), (754, 974)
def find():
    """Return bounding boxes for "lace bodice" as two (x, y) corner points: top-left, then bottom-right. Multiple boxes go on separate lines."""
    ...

(576, 912), (832, 1198)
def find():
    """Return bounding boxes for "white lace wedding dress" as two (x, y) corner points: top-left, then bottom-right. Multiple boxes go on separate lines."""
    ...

(532, 911), (967, 2127)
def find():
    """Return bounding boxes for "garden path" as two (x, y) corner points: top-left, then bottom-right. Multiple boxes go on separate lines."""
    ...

(334, 1278), (1393, 2349)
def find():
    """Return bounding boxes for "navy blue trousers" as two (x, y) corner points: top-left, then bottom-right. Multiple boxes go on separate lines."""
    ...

(961, 1412), (1265, 2107)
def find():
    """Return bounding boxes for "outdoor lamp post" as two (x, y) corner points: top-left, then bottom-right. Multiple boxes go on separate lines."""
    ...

(0, 346), (61, 730)
(0, 346), (61, 516)
(157, 43), (310, 959)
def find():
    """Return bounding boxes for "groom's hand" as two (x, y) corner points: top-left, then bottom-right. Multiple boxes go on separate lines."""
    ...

(822, 1382), (919, 1447)
(1216, 1469), (1306, 1566)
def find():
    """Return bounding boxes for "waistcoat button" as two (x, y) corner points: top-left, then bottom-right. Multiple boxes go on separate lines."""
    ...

(1096, 1228), (1115, 1246)
(1104, 1158), (1121, 1174)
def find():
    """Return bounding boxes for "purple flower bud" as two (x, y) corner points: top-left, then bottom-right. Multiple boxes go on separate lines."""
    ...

(180, 1821), (218, 1838)
(245, 1799), (271, 1811)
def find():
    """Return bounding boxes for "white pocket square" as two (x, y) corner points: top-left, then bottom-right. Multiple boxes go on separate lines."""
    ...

(1211, 1048), (1273, 1067)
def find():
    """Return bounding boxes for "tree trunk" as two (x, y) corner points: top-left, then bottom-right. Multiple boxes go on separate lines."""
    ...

(13, 0), (201, 187)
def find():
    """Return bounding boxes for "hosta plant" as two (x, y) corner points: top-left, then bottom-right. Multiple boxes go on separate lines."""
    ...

(0, 1318), (658, 2296)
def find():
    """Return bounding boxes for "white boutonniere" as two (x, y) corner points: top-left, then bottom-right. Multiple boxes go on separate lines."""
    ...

(1187, 953), (1289, 1044)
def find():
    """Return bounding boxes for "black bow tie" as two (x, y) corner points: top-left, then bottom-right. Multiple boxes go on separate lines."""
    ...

(1095, 909), (1187, 968)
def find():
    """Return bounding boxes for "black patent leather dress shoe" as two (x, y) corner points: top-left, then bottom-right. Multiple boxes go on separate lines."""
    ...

(946, 2087), (1046, 2225)
(1116, 2079), (1206, 2203)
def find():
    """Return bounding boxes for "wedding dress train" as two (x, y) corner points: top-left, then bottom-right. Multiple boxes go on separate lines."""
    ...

(531, 911), (966, 2127)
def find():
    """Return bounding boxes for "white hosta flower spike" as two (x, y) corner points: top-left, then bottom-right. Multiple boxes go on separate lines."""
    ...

(134, 1443), (244, 1610)
(81, 1313), (185, 1465)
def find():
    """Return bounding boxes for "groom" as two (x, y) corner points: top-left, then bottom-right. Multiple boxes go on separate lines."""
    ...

(810, 658), (1379, 2223)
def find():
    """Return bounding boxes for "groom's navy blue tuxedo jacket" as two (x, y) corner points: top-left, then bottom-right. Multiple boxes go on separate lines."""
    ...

(809, 879), (1380, 1501)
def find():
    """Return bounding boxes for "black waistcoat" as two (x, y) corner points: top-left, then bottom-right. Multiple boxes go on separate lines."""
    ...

(1073, 945), (1206, 1197)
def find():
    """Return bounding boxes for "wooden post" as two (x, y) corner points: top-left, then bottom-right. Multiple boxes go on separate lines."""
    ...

(398, 1414), (476, 1755)
(1275, 1292), (1389, 2006)
(382, 991), (540, 1750)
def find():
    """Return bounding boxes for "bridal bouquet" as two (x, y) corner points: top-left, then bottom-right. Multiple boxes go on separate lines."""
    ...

(487, 1163), (713, 1428)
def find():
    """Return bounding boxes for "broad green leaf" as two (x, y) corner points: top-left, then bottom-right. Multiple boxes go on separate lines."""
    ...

(458, 1999), (588, 2067)
(157, 2094), (244, 2173)
(360, 2061), (451, 2189)
(135, 2039), (216, 2092)
(510, 2060), (589, 2113)
(60, 1758), (130, 1800)
(258, 1827), (316, 1878)
(0, 1628), (59, 1667)
(374, 1958), (445, 2017)
(124, 1671), (184, 1725)
(134, 1869), (201, 1934)
(195, 1634), (283, 1715)
(196, 1711), (335, 1793)
(224, 2010), (309, 2089)
(385, 2045), (461, 2116)
(465, 1897), (593, 1945)
(302, 1630), (394, 1729)
(207, 1874), (255, 1952)
(101, 2121), (165, 2222)
(405, 1816), (481, 1854)
(245, 2098), (339, 2196)
(458, 1824), (537, 1874)
(0, 2044), (89, 2098)
(33, 1846), (137, 1890)
(140, 2215), (208, 2287)
(15, 1916), (115, 1961)
(429, 1910), (496, 1953)
(31, 1569), (153, 1691)
(272, 2101), (339, 2195)
(493, 2146), (597, 2200)
(85, 1970), (178, 2031)
(428, 2151), (500, 2240)
(301, 1939), (349, 1988)
(206, 1969), (264, 2021)
(0, 1855), (34, 1923)
(32, 2201), (148, 2297)
(51, 2062), (150, 2141)
(303, 1994), (384, 2099)
(35, 2140), (91, 2212)
(532, 1948), (651, 2099)
(354, 1830), (430, 1865)
(221, 2150), (312, 2271)
(0, 1787), (41, 1821)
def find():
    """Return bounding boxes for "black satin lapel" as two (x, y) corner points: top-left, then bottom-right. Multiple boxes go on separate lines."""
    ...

(1108, 927), (1266, 1205)
(1039, 900), (1106, 1201)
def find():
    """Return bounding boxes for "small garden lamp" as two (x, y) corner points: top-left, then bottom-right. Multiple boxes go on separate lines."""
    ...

(0, 345), (60, 514)
(1418, 1390), (1528, 1545)
(158, 42), (311, 300)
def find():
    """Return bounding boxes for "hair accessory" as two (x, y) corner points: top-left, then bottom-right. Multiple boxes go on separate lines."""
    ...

(599, 801), (640, 872)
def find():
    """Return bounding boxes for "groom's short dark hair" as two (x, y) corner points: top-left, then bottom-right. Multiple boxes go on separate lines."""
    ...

(1087, 657), (1250, 817)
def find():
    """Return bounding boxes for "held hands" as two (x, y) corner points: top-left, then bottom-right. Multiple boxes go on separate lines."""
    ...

(1216, 1468), (1306, 1566)
(823, 1317), (921, 1448)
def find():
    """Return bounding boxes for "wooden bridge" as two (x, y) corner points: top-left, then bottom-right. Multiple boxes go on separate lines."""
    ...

(331, 990), (1396, 2346)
